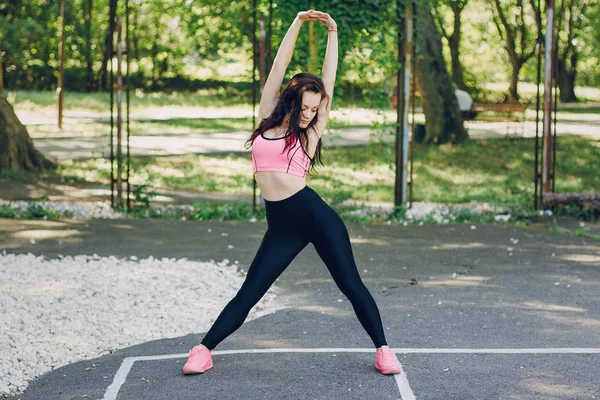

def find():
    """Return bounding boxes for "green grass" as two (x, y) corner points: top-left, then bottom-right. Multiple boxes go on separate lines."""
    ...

(25, 117), (391, 139)
(4, 89), (251, 112)
(41, 135), (599, 211)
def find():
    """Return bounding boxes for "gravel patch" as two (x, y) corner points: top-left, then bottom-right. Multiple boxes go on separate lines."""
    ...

(0, 199), (533, 224)
(0, 252), (283, 397)
(0, 200), (123, 220)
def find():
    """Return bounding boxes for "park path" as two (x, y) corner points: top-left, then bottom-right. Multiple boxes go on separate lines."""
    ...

(29, 120), (600, 161)
(15, 106), (600, 161)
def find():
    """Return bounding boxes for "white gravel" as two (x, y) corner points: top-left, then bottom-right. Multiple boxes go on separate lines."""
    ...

(0, 252), (284, 398)
(0, 198), (526, 224)
(0, 200), (124, 220)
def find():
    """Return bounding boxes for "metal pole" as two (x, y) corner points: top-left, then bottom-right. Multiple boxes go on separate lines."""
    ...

(400, 2), (413, 206)
(109, 17), (115, 207)
(252, 0), (257, 212)
(533, 0), (543, 210)
(126, 0), (131, 211)
(409, 0), (416, 208)
(116, 16), (124, 208)
(394, 0), (406, 207)
(551, 18), (559, 195)
(57, 0), (65, 129)
(267, 0), (273, 73)
(0, 51), (4, 96)
(259, 15), (266, 93)
(541, 0), (556, 198)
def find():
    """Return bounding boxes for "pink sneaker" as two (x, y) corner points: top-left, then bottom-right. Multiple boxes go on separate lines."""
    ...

(375, 346), (402, 375)
(183, 344), (213, 375)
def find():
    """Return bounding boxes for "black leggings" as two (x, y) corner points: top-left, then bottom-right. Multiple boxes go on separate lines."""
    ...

(201, 186), (388, 349)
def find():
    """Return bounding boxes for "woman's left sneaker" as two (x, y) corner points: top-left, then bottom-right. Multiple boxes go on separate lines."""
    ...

(183, 344), (213, 375)
(375, 346), (402, 375)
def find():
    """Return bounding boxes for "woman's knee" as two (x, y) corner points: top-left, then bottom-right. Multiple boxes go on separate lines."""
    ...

(337, 279), (370, 300)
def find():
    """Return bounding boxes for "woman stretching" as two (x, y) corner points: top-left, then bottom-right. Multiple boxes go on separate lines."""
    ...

(183, 9), (402, 376)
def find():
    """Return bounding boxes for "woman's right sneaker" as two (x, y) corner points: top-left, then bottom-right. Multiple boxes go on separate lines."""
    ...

(183, 344), (213, 375)
(375, 346), (402, 375)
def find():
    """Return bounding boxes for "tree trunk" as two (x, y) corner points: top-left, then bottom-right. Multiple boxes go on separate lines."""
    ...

(415, 5), (467, 144)
(99, 0), (117, 91)
(449, 3), (467, 90)
(0, 98), (56, 171)
(0, 51), (4, 96)
(507, 57), (521, 102)
(557, 59), (578, 102)
(84, 0), (94, 91)
(449, 34), (466, 90)
(151, 24), (160, 84)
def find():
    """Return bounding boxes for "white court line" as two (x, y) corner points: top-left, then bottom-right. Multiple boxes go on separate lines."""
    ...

(102, 347), (600, 400)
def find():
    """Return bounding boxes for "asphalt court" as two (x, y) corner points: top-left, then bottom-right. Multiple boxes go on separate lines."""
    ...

(102, 348), (600, 400)
(2, 218), (599, 399)
(107, 350), (410, 400)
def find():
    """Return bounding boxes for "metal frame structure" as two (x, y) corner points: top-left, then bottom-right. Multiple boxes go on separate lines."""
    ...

(108, 0), (131, 211)
(396, 0), (417, 208)
(251, 0), (274, 211)
(534, 0), (557, 210)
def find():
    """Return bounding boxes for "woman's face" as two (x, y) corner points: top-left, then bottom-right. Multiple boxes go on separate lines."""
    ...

(298, 91), (322, 128)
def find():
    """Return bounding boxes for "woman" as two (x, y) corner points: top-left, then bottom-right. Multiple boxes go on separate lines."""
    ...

(183, 9), (402, 376)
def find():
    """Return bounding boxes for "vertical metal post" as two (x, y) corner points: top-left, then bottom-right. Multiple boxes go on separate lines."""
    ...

(57, 0), (65, 129)
(259, 16), (266, 93)
(542, 0), (556, 197)
(400, 2), (413, 206)
(551, 18), (559, 195)
(116, 16), (124, 208)
(533, 0), (543, 210)
(126, 0), (131, 211)
(0, 51), (4, 96)
(267, 0), (273, 73)
(109, 17), (115, 207)
(394, 0), (406, 207)
(409, 1), (416, 208)
(534, 50), (542, 208)
(252, 0), (258, 212)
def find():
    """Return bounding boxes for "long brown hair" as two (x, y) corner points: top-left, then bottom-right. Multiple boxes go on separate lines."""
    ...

(245, 72), (328, 173)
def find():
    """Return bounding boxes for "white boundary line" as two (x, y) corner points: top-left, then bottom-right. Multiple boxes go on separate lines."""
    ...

(102, 347), (600, 400)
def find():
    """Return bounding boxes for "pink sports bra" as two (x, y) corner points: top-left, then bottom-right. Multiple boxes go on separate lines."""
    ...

(252, 132), (312, 177)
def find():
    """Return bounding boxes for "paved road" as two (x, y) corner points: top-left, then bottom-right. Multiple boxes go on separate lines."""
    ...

(29, 120), (600, 161)
(2, 217), (599, 399)
(17, 107), (600, 160)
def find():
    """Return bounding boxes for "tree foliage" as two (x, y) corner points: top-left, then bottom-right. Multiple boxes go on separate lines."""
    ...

(0, 0), (598, 100)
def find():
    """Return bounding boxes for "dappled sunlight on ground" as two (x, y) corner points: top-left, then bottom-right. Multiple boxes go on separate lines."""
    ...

(518, 301), (586, 313)
(496, 301), (587, 313)
(12, 229), (81, 240)
(419, 275), (494, 288)
(542, 314), (600, 328)
(519, 377), (596, 398)
(246, 339), (297, 348)
(559, 253), (600, 264)
(430, 242), (488, 250)
(351, 237), (395, 246)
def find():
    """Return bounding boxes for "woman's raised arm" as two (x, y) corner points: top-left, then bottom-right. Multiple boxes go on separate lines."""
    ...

(258, 10), (325, 121)
(312, 13), (338, 138)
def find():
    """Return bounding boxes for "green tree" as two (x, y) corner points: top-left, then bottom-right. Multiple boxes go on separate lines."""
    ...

(433, 0), (470, 91)
(488, 0), (539, 101)
(415, 0), (467, 143)
(555, 0), (591, 102)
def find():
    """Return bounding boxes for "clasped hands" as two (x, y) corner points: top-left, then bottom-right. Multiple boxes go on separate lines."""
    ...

(297, 10), (337, 32)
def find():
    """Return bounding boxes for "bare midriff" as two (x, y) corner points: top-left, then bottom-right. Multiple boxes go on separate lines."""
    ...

(254, 171), (307, 201)
(255, 128), (317, 201)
